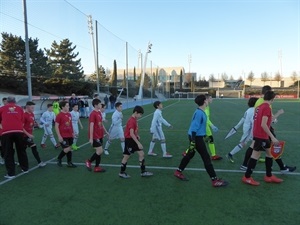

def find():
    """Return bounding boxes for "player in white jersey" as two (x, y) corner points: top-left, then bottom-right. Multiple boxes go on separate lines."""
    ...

(70, 104), (83, 150)
(100, 103), (108, 123)
(40, 104), (60, 149)
(148, 101), (173, 158)
(226, 97), (258, 163)
(104, 102), (124, 155)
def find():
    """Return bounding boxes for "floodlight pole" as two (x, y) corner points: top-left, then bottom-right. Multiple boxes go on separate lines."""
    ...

(23, 0), (32, 100)
(137, 42), (152, 100)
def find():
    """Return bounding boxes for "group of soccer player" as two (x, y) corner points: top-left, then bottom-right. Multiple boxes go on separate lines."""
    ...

(0, 85), (296, 187)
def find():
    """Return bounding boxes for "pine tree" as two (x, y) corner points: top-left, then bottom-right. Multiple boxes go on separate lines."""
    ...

(0, 32), (51, 77)
(46, 38), (84, 80)
(109, 60), (118, 96)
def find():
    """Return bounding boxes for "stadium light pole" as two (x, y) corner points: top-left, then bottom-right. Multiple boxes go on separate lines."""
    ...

(137, 42), (152, 99)
(23, 0), (32, 100)
(297, 71), (299, 99)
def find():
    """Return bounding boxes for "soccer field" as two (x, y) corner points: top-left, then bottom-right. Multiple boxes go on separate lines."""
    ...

(0, 98), (300, 225)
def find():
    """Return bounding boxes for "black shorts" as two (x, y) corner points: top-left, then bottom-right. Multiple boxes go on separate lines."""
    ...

(23, 137), (35, 148)
(60, 137), (73, 149)
(92, 138), (103, 148)
(253, 137), (271, 151)
(123, 138), (141, 155)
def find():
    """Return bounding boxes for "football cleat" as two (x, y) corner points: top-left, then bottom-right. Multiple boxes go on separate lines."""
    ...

(67, 162), (77, 168)
(163, 153), (172, 158)
(71, 144), (78, 151)
(211, 155), (223, 160)
(242, 176), (260, 186)
(264, 175), (283, 183)
(85, 160), (92, 171)
(240, 165), (247, 171)
(94, 166), (106, 172)
(174, 170), (189, 181)
(119, 172), (131, 179)
(226, 153), (234, 163)
(141, 171), (153, 177)
(212, 178), (229, 187)
(148, 152), (157, 156)
(40, 144), (47, 149)
(57, 159), (62, 167)
(4, 174), (16, 179)
(55, 143), (61, 149)
(280, 165), (296, 174)
(104, 150), (109, 155)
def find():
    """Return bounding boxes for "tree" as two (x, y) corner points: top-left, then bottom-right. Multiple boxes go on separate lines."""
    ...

(109, 59), (118, 96)
(180, 69), (183, 90)
(274, 72), (283, 87)
(0, 32), (52, 77)
(133, 67), (136, 81)
(290, 71), (298, 85)
(46, 38), (84, 80)
(221, 73), (228, 81)
(136, 73), (151, 89)
(88, 65), (107, 85)
(191, 76), (195, 92)
(261, 72), (269, 85)
(122, 70), (126, 88)
(247, 71), (255, 86)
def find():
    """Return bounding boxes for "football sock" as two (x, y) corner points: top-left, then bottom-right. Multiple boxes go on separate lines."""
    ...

(148, 141), (155, 153)
(73, 137), (78, 145)
(121, 163), (127, 172)
(0, 146), (3, 158)
(230, 144), (243, 155)
(161, 142), (167, 155)
(104, 141), (111, 150)
(90, 153), (97, 162)
(140, 159), (145, 172)
(245, 158), (257, 178)
(275, 158), (285, 170)
(205, 164), (217, 178)
(242, 147), (253, 166)
(120, 141), (125, 152)
(31, 146), (41, 163)
(57, 151), (66, 160)
(208, 143), (216, 156)
(49, 135), (57, 146)
(66, 151), (72, 162)
(178, 151), (195, 171)
(265, 157), (273, 177)
(41, 134), (47, 144)
(95, 154), (101, 167)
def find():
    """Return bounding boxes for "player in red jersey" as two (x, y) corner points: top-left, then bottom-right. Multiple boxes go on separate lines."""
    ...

(55, 101), (76, 168)
(0, 97), (8, 164)
(85, 99), (109, 172)
(23, 101), (46, 167)
(242, 91), (283, 186)
(119, 106), (153, 178)
(0, 96), (28, 178)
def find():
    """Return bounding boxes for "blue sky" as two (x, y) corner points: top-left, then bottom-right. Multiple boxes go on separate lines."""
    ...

(0, 0), (299, 80)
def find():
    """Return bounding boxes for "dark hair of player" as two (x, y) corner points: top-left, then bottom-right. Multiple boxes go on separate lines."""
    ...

(72, 104), (78, 108)
(101, 103), (106, 108)
(263, 91), (276, 101)
(59, 101), (68, 109)
(153, 101), (161, 109)
(133, 105), (144, 114)
(115, 102), (122, 108)
(26, 101), (35, 106)
(204, 93), (212, 99)
(194, 95), (206, 106)
(92, 98), (101, 107)
(2, 97), (7, 101)
(247, 97), (258, 107)
(262, 85), (272, 94)
(47, 104), (53, 108)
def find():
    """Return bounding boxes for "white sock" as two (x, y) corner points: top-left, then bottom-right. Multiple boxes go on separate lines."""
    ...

(148, 141), (155, 153)
(105, 141), (111, 150)
(41, 134), (47, 144)
(230, 144), (243, 155)
(161, 142), (167, 155)
(120, 141), (125, 152)
(50, 135), (57, 145)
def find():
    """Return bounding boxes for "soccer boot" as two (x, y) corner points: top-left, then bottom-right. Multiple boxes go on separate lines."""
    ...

(174, 170), (188, 181)
(242, 176), (260, 186)
(85, 160), (92, 171)
(264, 175), (283, 183)
(119, 172), (131, 178)
(212, 178), (229, 187)
(94, 166), (106, 172)
(141, 171), (153, 177)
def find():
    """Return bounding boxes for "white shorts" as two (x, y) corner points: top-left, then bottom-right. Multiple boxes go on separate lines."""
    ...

(43, 125), (54, 135)
(151, 126), (165, 141)
(108, 125), (124, 140)
(240, 129), (252, 144)
(73, 123), (79, 136)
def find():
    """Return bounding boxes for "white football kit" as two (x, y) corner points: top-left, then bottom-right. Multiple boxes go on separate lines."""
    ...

(71, 110), (80, 136)
(150, 109), (171, 140)
(40, 110), (55, 135)
(108, 110), (124, 139)
(235, 107), (255, 144)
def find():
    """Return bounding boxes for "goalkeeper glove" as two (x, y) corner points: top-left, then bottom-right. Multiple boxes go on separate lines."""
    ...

(184, 141), (195, 155)
(211, 125), (219, 133)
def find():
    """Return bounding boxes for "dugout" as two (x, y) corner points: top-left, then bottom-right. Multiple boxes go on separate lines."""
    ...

(17, 95), (89, 121)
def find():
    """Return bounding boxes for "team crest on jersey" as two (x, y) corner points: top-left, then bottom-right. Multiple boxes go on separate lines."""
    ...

(270, 141), (285, 159)
(8, 106), (16, 112)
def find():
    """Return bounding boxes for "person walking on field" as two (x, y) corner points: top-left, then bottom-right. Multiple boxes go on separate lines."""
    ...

(0, 96), (29, 178)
